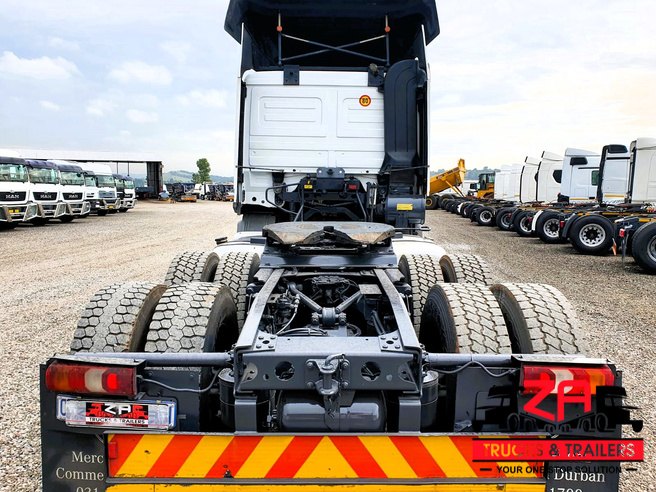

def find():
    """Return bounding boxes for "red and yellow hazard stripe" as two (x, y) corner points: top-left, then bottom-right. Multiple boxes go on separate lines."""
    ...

(108, 485), (544, 492)
(107, 434), (542, 482)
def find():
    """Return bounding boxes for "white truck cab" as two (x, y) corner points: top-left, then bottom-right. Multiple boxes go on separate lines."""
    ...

(52, 161), (92, 221)
(78, 163), (121, 215)
(628, 138), (656, 204)
(493, 166), (511, 200)
(535, 151), (563, 203)
(519, 157), (540, 203)
(597, 145), (631, 204)
(0, 155), (40, 228)
(114, 174), (137, 212)
(25, 160), (67, 225)
(559, 149), (600, 203)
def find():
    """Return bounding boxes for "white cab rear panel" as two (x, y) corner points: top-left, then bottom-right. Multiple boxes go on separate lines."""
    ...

(241, 70), (382, 208)
(630, 138), (656, 204)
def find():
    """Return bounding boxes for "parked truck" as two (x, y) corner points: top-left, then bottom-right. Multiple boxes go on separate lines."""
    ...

(114, 174), (137, 212)
(53, 161), (92, 222)
(25, 159), (67, 225)
(0, 155), (40, 228)
(78, 163), (121, 215)
(40, 2), (642, 491)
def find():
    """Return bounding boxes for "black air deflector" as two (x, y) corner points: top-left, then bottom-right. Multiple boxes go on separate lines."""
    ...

(381, 59), (426, 175)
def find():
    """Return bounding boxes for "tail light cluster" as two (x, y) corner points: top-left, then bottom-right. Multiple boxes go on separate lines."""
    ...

(520, 364), (615, 396)
(45, 361), (137, 397)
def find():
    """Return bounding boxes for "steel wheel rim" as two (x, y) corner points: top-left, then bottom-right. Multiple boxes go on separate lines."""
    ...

(544, 218), (560, 238)
(648, 235), (656, 262)
(520, 217), (531, 233)
(501, 214), (511, 227)
(480, 210), (492, 222)
(580, 224), (605, 247)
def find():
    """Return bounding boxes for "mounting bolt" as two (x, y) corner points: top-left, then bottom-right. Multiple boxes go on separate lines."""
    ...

(306, 361), (314, 369)
(394, 344), (400, 349)
(342, 382), (349, 388)
(306, 382), (314, 389)
(341, 361), (349, 369)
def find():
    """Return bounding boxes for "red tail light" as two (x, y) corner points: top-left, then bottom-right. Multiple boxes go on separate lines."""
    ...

(619, 228), (626, 238)
(45, 362), (137, 397)
(520, 365), (614, 396)
(559, 220), (566, 228)
(346, 183), (358, 191)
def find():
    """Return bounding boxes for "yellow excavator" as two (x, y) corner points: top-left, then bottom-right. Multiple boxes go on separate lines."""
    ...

(425, 158), (467, 209)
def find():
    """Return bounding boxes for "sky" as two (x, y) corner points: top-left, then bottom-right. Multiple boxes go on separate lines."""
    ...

(1, 1), (655, 175)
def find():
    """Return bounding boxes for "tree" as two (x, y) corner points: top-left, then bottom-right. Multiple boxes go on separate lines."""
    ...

(195, 158), (211, 183)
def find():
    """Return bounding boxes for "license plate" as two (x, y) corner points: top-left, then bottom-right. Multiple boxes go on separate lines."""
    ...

(8, 208), (19, 214)
(56, 396), (175, 430)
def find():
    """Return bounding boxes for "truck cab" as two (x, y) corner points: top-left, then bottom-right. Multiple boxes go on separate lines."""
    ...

(25, 160), (67, 225)
(597, 145), (631, 204)
(535, 151), (563, 202)
(559, 148), (601, 203)
(78, 163), (121, 215)
(0, 155), (40, 228)
(53, 161), (92, 221)
(519, 157), (540, 203)
(627, 137), (656, 204)
(114, 174), (137, 212)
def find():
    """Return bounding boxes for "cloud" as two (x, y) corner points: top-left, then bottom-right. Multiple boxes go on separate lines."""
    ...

(109, 61), (172, 85)
(177, 89), (228, 108)
(126, 109), (158, 124)
(39, 100), (61, 111)
(160, 41), (191, 64)
(86, 98), (116, 117)
(48, 37), (80, 51)
(0, 51), (79, 80)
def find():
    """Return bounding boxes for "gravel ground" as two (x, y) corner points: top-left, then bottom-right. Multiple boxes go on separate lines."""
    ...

(0, 200), (652, 491)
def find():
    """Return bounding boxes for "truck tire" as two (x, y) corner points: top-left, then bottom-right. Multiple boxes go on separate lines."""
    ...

(71, 282), (167, 352)
(144, 282), (238, 430)
(398, 254), (445, 335)
(425, 195), (438, 210)
(631, 222), (656, 272)
(97, 210), (108, 216)
(569, 215), (614, 255)
(460, 202), (475, 218)
(496, 207), (515, 231)
(59, 215), (75, 223)
(476, 207), (495, 226)
(535, 211), (565, 243)
(214, 252), (260, 329)
(439, 254), (492, 285)
(164, 251), (220, 285)
(513, 211), (533, 237)
(419, 283), (511, 354)
(490, 283), (586, 354)
(145, 282), (238, 353)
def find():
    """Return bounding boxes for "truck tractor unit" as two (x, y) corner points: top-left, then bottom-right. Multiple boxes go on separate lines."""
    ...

(53, 161), (92, 222)
(78, 163), (122, 215)
(114, 174), (137, 212)
(25, 159), (67, 226)
(39, 2), (642, 491)
(558, 139), (655, 256)
(0, 155), (40, 228)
